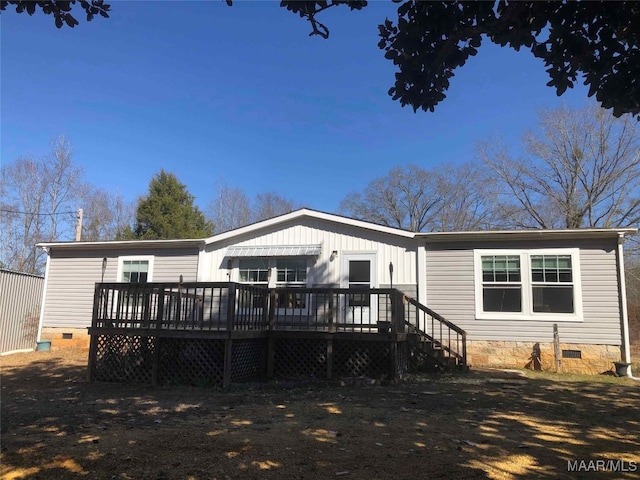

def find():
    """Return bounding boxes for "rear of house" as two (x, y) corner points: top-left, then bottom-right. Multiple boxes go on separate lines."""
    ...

(36, 209), (635, 375)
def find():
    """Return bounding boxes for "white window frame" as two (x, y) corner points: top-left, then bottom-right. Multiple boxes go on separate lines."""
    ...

(274, 258), (309, 312)
(473, 248), (583, 322)
(233, 257), (311, 313)
(116, 255), (155, 283)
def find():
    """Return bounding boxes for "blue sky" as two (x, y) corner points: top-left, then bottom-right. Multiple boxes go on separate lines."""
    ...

(2, 1), (592, 216)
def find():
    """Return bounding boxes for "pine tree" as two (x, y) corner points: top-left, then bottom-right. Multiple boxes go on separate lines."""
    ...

(131, 170), (213, 240)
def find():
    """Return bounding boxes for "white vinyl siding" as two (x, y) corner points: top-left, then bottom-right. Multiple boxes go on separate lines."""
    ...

(204, 217), (417, 288)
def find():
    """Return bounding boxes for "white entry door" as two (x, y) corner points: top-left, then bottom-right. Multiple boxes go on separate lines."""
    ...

(341, 253), (377, 326)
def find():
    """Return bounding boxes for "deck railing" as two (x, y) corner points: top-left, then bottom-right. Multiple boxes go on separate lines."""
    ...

(93, 282), (269, 332)
(92, 283), (409, 333)
(402, 295), (467, 367)
(92, 283), (465, 364)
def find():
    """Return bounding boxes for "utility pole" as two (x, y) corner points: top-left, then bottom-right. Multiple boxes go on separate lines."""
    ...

(75, 208), (83, 241)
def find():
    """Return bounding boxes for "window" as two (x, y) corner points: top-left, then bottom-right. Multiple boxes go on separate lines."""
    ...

(481, 255), (521, 313)
(236, 257), (309, 310)
(276, 259), (307, 309)
(474, 249), (582, 321)
(238, 259), (270, 309)
(238, 259), (269, 285)
(531, 255), (574, 313)
(116, 256), (154, 317)
(122, 260), (149, 283)
(117, 256), (154, 283)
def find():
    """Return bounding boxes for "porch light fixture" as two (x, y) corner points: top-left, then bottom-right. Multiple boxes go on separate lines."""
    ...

(330, 250), (338, 261)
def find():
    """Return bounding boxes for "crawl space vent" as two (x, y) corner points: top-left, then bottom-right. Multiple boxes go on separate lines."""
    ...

(562, 349), (582, 359)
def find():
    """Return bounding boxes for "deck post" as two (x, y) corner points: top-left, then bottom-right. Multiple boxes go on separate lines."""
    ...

(151, 284), (165, 385)
(223, 338), (233, 387)
(389, 341), (398, 379)
(268, 289), (276, 330)
(326, 339), (333, 379)
(328, 291), (335, 332)
(87, 332), (98, 382)
(227, 283), (236, 331)
(461, 331), (467, 368)
(266, 335), (275, 379)
(266, 289), (277, 379)
(87, 284), (102, 382)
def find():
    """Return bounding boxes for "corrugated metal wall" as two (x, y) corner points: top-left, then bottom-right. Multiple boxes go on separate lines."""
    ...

(0, 269), (44, 354)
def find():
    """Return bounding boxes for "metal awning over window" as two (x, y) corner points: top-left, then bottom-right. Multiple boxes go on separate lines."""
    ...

(225, 244), (322, 257)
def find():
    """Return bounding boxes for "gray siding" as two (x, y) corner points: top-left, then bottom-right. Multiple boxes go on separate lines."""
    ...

(42, 247), (199, 329)
(425, 238), (622, 345)
(0, 270), (44, 353)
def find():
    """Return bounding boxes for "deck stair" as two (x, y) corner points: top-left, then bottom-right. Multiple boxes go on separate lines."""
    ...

(402, 296), (467, 372)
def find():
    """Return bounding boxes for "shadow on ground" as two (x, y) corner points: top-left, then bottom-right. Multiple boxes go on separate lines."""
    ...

(1, 351), (639, 479)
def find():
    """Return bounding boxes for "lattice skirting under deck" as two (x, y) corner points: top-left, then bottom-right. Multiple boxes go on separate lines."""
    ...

(156, 338), (226, 387)
(92, 334), (155, 384)
(273, 338), (328, 379)
(90, 334), (409, 386)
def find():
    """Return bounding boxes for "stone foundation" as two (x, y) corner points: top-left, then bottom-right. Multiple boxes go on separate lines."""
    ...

(467, 340), (622, 375)
(40, 328), (90, 351)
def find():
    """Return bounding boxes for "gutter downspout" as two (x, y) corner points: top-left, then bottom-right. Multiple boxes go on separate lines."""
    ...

(417, 243), (427, 306)
(617, 233), (633, 378)
(36, 247), (51, 343)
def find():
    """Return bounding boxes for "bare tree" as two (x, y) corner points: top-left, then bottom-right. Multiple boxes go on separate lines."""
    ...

(207, 180), (252, 234)
(433, 162), (503, 231)
(253, 192), (296, 223)
(0, 136), (85, 273)
(81, 189), (135, 241)
(207, 181), (297, 233)
(43, 136), (84, 240)
(339, 165), (444, 232)
(480, 103), (640, 230)
(1, 157), (47, 272)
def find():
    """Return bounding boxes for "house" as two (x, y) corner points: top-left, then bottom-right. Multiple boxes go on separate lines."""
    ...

(37, 208), (636, 376)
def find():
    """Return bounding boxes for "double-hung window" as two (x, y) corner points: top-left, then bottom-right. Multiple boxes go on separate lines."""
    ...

(116, 256), (154, 320)
(276, 258), (308, 309)
(238, 259), (270, 309)
(531, 254), (574, 313)
(238, 259), (269, 286)
(236, 257), (309, 310)
(117, 256), (154, 284)
(474, 249), (582, 321)
(121, 259), (150, 283)
(481, 255), (522, 313)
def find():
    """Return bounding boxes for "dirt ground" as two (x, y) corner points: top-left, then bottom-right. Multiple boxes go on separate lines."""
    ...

(1, 350), (639, 480)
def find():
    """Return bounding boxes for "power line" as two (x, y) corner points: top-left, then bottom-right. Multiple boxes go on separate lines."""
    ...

(0, 208), (77, 217)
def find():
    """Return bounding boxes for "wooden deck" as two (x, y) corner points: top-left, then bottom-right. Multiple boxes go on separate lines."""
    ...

(88, 282), (466, 386)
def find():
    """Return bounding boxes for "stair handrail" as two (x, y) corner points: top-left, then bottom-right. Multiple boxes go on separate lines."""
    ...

(403, 295), (467, 367)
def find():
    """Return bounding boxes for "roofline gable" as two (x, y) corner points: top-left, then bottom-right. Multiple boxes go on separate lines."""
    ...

(203, 208), (416, 244)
